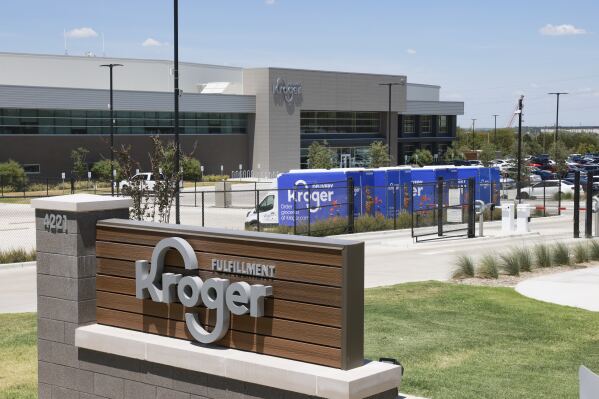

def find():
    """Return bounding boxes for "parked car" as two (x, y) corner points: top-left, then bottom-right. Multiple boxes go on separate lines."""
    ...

(118, 172), (165, 192)
(519, 180), (574, 199)
(532, 169), (557, 180)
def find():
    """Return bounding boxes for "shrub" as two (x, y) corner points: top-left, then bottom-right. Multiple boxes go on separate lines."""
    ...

(0, 159), (27, 189)
(91, 159), (121, 182)
(552, 242), (571, 266)
(476, 254), (499, 279)
(452, 255), (475, 279)
(553, 191), (573, 201)
(500, 251), (520, 276)
(202, 174), (229, 182)
(355, 214), (394, 233)
(573, 243), (590, 264)
(534, 243), (552, 268)
(410, 149), (434, 166)
(589, 240), (599, 261)
(0, 248), (36, 264)
(182, 156), (202, 180)
(514, 247), (533, 272)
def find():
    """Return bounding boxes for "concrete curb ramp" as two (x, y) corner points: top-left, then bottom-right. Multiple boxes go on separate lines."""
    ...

(515, 267), (599, 312)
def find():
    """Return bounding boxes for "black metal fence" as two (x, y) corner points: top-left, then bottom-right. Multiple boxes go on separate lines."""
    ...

(0, 176), (113, 199)
(410, 178), (476, 242)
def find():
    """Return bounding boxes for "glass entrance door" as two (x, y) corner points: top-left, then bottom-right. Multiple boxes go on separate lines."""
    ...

(339, 153), (352, 168)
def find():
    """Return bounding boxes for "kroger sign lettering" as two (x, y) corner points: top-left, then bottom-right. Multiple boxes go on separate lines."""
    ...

(136, 237), (273, 344)
(287, 179), (334, 213)
(272, 77), (302, 104)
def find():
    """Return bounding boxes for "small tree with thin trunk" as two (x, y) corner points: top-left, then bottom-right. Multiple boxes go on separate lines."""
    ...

(479, 143), (496, 167)
(307, 141), (336, 169)
(410, 149), (433, 167)
(368, 141), (391, 168)
(70, 147), (89, 179)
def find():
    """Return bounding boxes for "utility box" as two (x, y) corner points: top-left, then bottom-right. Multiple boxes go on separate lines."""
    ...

(501, 203), (515, 234)
(215, 181), (232, 208)
(517, 204), (531, 233)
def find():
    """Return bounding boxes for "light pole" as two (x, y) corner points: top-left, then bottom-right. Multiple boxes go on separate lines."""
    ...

(516, 97), (524, 202)
(492, 114), (499, 145)
(379, 81), (404, 162)
(100, 63), (124, 196)
(549, 92), (567, 161)
(174, 0), (181, 224)
(471, 118), (476, 149)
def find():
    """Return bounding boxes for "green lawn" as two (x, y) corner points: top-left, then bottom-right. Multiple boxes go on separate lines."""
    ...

(2, 282), (599, 398)
(0, 314), (36, 399)
(365, 282), (599, 399)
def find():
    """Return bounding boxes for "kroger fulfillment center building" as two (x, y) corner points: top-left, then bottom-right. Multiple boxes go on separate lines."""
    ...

(0, 52), (464, 178)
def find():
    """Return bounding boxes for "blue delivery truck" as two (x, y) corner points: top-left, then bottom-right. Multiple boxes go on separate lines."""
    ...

(244, 166), (501, 229)
(410, 166), (458, 211)
(372, 167), (412, 217)
(456, 166), (501, 205)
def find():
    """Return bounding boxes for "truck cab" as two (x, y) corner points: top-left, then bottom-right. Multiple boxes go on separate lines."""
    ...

(245, 191), (278, 229)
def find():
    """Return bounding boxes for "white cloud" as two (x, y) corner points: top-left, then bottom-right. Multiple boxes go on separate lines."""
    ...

(539, 24), (587, 36)
(406, 48), (417, 55)
(265, 0), (275, 4)
(142, 38), (167, 47)
(65, 27), (98, 39)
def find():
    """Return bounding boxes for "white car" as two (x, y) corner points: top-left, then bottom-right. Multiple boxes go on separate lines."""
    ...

(118, 172), (165, 191)
(520, 180), (574, 199)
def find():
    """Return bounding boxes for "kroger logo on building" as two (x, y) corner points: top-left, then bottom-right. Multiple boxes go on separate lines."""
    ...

(272, 77), (302, 104)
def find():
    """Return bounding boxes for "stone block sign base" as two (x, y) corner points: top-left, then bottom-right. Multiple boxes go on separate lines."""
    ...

(33, 194), (402, 399)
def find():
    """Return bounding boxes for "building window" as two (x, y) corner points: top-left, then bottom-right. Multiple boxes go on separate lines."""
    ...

(402, 144), (416, 164)
(438, 116), (448, 135)
(301, 145), (372, 169)
(23, 164), (41, 174)
(0, 108), (249, 135)
(402, 116), (415, 135)
(420, 116), (432, 136)
(300, 111), (380, 134)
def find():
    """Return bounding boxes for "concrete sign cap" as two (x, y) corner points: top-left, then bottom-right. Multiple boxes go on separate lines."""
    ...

(31, 194), (132, 212)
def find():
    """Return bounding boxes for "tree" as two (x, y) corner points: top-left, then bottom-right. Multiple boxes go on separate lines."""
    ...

(443, 146), (464, 163)
(182, 156), (202, 180)
(0, 160), (26, 188)
(149, 136), (182, 223)
(91, 159), (121, 182)
(70, 147), (89, 179)
(479, 143), (496, 167)
(307, 141), (336, 169)
(553, 140), (569, 177)
(410, 149), (433, 167)
(115, 145), (152, 221)
(367, 141), (391, 168)
(576, 142), (597, 155)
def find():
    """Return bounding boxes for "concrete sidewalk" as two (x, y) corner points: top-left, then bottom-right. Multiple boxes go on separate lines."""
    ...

(0, 262), (36, 313)
(515, 267), (599, 311)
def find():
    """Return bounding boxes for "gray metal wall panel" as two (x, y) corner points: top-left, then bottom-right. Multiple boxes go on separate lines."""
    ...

(403, 101), (464, 115)
(0, 85), (255, 113)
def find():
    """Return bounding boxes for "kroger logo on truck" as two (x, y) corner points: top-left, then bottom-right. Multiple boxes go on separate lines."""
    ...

(287, 180), (335, 213)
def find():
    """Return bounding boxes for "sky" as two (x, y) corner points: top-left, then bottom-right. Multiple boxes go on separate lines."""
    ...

(1, 0), (598, 128)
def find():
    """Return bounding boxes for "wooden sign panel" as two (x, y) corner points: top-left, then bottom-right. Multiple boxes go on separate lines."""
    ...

(94, 219), (364, 370)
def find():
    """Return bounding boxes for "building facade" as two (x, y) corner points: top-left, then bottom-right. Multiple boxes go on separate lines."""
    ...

(0, 52), (463, 178)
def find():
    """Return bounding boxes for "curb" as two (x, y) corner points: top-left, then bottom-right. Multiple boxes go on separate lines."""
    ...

(0, 261), (36, 271)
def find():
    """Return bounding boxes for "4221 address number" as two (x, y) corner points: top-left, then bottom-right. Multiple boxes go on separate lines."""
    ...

(43, 213), (68, 234)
